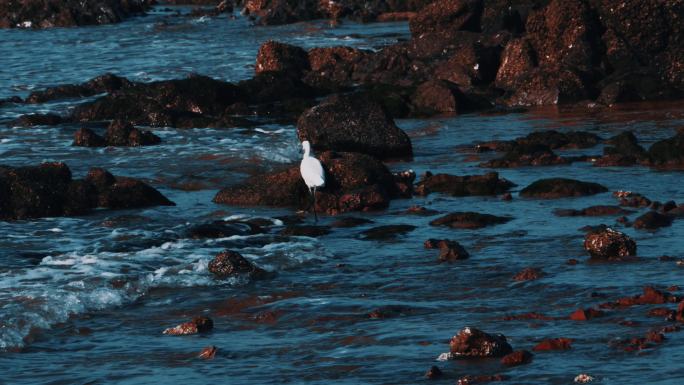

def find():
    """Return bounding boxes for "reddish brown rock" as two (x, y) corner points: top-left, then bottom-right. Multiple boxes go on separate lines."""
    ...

(296, 93), (412, 160)
(255, 40), (309, 76)
(583, 228), (637, 260)
(429, 212), (511, 229)
(409, 0), (483, 37)
(305, 46), (370, 89)
(163, 316), (214, 335)
(0, 0), (150, 29)
(73, 128), (107, 147)
(569, 308), (604, 321)
(495, 38), (536, 90)
(502, 312), (555, 321)
(415, 172), (514, 197)
(520, 178), (608, 199)
(614, 287), (673, 306)
(500, 350), (533, 366)
(614, 191), (652, 208)
(533, 338), (573, 351)
(513, 267), (543, 281)
(676, 301), (684, 322)
(425, 239), (470, 262)
(648, 308), (675, 318)
(198, 345), (218, 360)
(449, 327), (513, 358)
(208, 250), (267, 279)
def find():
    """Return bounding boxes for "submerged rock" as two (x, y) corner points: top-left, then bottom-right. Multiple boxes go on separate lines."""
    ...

(569, 308), (605, 321)
(449, 327), (513, 358)
(512, 267), (543, 281)
(255, 40), (309, 76)
(500, 350), (533, 366)
(360, 225), (416, 240)
(208, 250), (266, 279)
(415, 172), (514, 197)
(553, 205), (632, 217)
(73, 120), (161, 147)
(481, 143), (569, 168)
(647, 132), (684, 169)
(198, 345), (218, 360)
(425, 239), (470, 262)
(520, 178), (608, 199)
(279, 225), (331, 237)
(533, 338), (573, 351)
(429, 212), (511, 229)
(0, 163), (173, 221)
(425, 365), (443, 379)
(633, 211), (674, 230)
(163, 316), (213, 335)
(187, 220), (263, 239)
(583, 228), (637, 260)
(296, 93), (412, 160)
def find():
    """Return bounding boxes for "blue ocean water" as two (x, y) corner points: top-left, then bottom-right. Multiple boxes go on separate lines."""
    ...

(1, 6), (684, 385)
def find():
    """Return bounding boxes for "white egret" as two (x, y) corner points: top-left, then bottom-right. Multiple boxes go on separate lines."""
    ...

(300, 140), (325, 222)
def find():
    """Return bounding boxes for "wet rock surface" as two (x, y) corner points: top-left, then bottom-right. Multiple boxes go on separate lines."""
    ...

(73, 120), (161, 147)
(500, 350), (533, 366)
(429, 212), (511, 229)
(213, 151), (403, 215)
(360, 224), (416, 240)
(449, 327), (513, 358)
(0, 0), (150, 29)
(512, 267), (542, 281)
(424, 239), (470, 262)
(533, 338), (573, 351)
(163, 316), (213, 335)
(296, 93), (412, 160)
(415, 172), (514, 197)
(208, 250), (267, 279)
(633, 211), (674, 230)
(583, 228), (637, 260)
(520, 178), (608, 199)
(553, 205), (632, 217)
(0, 163), (173, 220)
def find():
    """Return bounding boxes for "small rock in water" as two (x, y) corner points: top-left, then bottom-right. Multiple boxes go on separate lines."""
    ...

(198, 345), (218, 360)
(360, 225), (416, 240)
(533, 338), (573, 351)
(583, 228), (637, 260)
(500, 350), (533, 366)
(574, 374), (595, 383)
(425, 239), (470, 262)
(208, 250), (267, 279)
(513, 267), (543, 281)
(163, 316), (214, 335)
(569, 308), (605, 321)
(424, 365), (443, 379)
(457, 374), (509, 385)
(449, 327), (513, 358)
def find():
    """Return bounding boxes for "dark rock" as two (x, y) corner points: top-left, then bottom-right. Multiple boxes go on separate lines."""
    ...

(449, 327), (513, 358)
(481, 144), (569, 168)
(0, 0), (150, 29)
(208, 250), (267, 279)
(11, 113), (63, 127)
(500, 350), (533, 366)
(512, 267), (542, 281)
(105, 120), (161, 146)
(392, 169), (416, 198)
(520, 178), (608, 199)
(27, 74), (132, 103)
(187, 221), (263, 239)
(304, 46), (371, 90)
(279, 225), (331, 237)
(330, 217), (373, 228)
(647, 132), (684, 169)
(402, 206), (440, 216)
(425, 365), (443, 380)
(583, 228), (637, 260)
(495, 38), (536, 90)
(614, 191), (651, 208)
(213, 151), (401, 215)
(415, 172), (514, 197)
(198, 345), (218, 360)
(613, 286), (673, 307)
(0, 163), (172, 220)
(553, 205), (632, 217)
(368, 305), (416, 319)
(255, 40), (309, 76)
(73, 128), (107, 147)
(360, 225), (416, 240)
(163, 316), (213, 335)
(595, 131), (648, 166)
(429, 212), (511, 229)
(533, 338), (573, 351)
(97, 177), (174, 209)
(633, 211), (674, 230)
(425, 239), (470, 262)
(296, 93), (412, 160)
(409, 0), (483, 37)
(411, 79), (490, 115)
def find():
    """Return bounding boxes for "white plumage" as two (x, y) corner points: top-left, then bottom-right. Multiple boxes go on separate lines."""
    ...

(300, 140), (325, 221)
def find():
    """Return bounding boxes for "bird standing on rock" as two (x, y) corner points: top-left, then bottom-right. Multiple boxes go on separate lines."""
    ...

(300, 140), (325, 222)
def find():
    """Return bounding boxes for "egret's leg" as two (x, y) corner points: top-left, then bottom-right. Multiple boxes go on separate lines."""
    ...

(312, 186), (318, 223)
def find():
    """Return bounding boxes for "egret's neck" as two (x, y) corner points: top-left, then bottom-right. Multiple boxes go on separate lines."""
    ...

(303, 147), (310, 157)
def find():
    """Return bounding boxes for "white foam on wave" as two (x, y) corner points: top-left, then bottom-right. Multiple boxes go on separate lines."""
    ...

(0, 225), (328, 350)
